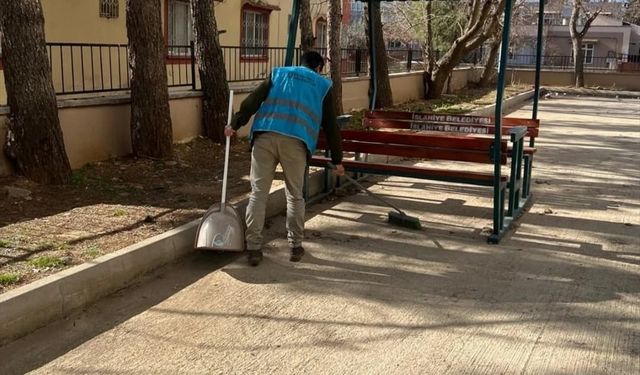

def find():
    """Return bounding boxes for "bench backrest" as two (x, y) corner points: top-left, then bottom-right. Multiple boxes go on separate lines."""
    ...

(317, 130), (507, 164)
(364, 110), (540, 138)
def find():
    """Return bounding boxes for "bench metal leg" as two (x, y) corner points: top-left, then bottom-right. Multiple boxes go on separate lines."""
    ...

(522, 155), (533, 199)
(489, 185), (507, 244)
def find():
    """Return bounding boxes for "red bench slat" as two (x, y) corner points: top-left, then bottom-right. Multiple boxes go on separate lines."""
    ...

(310, 156), (508, 186)
(317, 130), (507, 164)
(335, 140), (504, 164)
(338, 130), (506, 152)
(364, 118), (540, 138)
(363, 110), (540, 138)
(365, 110), (540, 128)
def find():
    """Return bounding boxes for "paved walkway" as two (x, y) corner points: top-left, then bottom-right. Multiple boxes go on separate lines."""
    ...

(1, 96), (639, 374)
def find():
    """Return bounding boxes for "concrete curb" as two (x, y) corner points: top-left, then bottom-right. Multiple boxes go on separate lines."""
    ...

(0, 169), (328, 345)
(470, 89), (539, 116)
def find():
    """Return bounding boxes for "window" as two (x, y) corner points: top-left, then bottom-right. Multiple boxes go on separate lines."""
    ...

(543, 13), (561, 25)
(100, 0), (119, 19)
(315, 19), (327, 50)
(582, 43), (595, 64)
(241, 7), (269, 58)
(168, 0), (192, 52)
(351, 0), (365, 22)
(388, 40), (403, 50)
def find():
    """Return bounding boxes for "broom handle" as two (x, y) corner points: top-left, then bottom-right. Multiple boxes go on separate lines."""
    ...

(221, 90), (234, 207)
(327, 163), (406, 216)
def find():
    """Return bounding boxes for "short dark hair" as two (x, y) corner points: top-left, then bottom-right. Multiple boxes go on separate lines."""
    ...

(301, 51), (325, 71)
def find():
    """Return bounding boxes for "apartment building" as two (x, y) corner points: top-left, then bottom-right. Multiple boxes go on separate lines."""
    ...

(0, 0), (329, 104)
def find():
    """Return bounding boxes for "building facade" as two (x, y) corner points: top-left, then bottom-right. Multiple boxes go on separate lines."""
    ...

(510, 1), (640, 71)
(0, 0), (329, 105)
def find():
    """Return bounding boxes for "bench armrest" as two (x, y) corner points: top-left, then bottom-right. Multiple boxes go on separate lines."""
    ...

(509, 126), (527, 143)
(336, 115), (353, 129)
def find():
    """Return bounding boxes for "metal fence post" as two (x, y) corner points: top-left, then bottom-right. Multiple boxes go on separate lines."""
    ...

(190, 41), (197, 90)
(355, 49), (362, 76)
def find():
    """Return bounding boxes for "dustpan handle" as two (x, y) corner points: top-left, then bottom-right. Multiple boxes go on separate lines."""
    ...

(221, 90), (234, 206)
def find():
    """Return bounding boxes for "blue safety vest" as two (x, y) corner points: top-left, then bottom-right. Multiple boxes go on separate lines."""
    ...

(252, 66), (332, 154)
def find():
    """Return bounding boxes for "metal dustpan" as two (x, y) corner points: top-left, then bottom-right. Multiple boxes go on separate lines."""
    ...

(194, 90), (245, 252)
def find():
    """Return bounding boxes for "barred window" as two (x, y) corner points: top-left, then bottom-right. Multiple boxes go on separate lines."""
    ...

(100, 0), (119, 19)
(241, 8), (269, 58)
(315, 19), (327, 50)
(168, 0), (193, 49)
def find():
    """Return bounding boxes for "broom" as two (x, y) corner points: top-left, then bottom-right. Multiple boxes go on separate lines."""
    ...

(327, 163), (422, 230)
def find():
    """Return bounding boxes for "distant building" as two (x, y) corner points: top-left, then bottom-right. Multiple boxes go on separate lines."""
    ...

(510, 1), (640, 70)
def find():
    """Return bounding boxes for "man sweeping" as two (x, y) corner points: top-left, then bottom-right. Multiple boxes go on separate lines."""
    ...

(225, 51), (345, 266)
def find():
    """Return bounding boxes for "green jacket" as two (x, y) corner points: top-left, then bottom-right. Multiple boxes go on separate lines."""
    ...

(231, 78), (343, 165)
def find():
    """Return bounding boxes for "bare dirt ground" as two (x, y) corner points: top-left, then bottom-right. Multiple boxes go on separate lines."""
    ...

(0, 138), (255, 290)
(0, 96), (638, 374)
(0, 85), (532, 292)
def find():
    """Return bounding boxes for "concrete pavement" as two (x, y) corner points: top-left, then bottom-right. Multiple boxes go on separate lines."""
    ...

(1, 96), (639, 374)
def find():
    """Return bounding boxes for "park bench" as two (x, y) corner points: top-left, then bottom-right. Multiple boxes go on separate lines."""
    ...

(362, 110), (540, 199)
(310, 125), (529, 239)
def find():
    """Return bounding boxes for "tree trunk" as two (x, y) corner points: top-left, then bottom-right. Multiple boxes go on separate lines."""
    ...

(427, 47), (466, 99)
(0, 0), (71, 184)
(569, 0), (599, 88)
(479, 33), (501, 87)
(428, 68), (450, 100)
(370, 3), (393, 108)
(426, 0), (505, 99)
(570, 1), (584, 88)
(423, 1), (435, 99)
(192, 0), (229, 143)
(424, 1), (435, 74)
(126, 0), (173, 158)
(300, 0), (315, 52)
(328, 0), (343, 115)
(572, 39), (585, 87)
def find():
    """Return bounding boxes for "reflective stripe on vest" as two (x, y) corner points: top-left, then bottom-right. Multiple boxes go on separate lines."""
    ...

(252, 67), (332, 154)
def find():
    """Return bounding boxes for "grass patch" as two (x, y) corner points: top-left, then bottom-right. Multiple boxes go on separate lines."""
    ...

(85, 246), (103, 258)
(113, 208), (128, 217)
(28, 256), (66, 269)
(32, 241), (69, 252)
(0, 238), (13, 248)
(73, 167), (118, 195)
(0, 273), (20, 286)
(71, 170), (88, 186)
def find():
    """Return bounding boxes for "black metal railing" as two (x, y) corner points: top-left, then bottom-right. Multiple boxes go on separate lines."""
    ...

(46, 42), (196, 95)
(46, 43), (438, 95)
(59, 41), (640, 97)
(166, 44), (196, 89)
(507, 53), (640, 72)
(220, 46), (299, 82)
(33, 42), (640, 97)
(46, 43), (131, 95)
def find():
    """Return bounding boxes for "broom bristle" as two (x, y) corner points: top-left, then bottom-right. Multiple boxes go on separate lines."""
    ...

(388, 211), (421, 230)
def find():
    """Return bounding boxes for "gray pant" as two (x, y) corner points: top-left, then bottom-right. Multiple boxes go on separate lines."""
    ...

(245, 132), (307, 251)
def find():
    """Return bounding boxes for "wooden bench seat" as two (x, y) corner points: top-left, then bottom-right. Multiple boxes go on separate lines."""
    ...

(361, 110), (539, 205)
(314, 129), (511, 190)
(310, 156), (508, 187)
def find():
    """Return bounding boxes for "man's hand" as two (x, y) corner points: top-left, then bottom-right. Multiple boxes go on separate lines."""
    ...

(224, 126), (236, 137)
(333, 163), (345, 176)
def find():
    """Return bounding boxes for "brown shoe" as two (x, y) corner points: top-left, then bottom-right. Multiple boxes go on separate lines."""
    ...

(290, 246), (305, 262)
(247, 250), (263, 266)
